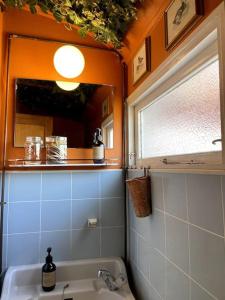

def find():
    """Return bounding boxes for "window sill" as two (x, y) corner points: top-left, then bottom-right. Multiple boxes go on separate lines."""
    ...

(128, 166), (225, 175)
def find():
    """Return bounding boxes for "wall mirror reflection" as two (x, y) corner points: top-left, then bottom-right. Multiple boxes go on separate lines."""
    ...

(14, 79), (114, 149)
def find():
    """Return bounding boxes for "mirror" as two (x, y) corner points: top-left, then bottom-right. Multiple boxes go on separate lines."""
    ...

(14, 79), (114, 149)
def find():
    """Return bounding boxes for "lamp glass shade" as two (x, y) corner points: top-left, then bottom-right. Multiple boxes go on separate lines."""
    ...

(56, 81), (80, 91)
(54, 45), (85, 79)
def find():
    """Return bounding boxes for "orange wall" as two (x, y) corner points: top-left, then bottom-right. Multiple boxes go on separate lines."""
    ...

(0, 14), (3, 90)
(2, 0), (223, 166)
(0, 13), (3, 167)
(122, 0), (223, 96)
(2, 9), (123, 166)
(0, 12), (5, 169)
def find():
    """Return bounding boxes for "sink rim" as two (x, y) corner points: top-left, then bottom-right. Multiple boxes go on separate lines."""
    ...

(1, 257), (135, 300)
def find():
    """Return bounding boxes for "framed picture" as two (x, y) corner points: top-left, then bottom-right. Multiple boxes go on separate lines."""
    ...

(102, 97), (109, 118)
(165, 0), (204, 49)
(133, 37), (151, 85)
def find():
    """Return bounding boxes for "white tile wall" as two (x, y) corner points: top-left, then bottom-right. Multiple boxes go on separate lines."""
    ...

(127, 171), (225, 300)
(3, 170), (125, 268)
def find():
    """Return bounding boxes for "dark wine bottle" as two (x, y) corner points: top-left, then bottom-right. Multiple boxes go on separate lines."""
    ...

(42, 247), (56, 292)
(93, 128), (105, 164)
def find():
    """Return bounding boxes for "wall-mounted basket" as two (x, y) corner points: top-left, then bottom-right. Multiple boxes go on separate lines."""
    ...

(126, 176), (152, 218)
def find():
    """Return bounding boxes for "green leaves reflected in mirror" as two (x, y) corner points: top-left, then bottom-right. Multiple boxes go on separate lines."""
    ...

(15, 79), (114, 149)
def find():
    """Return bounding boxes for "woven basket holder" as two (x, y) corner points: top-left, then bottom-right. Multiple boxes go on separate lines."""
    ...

(126, 176), (152, 218)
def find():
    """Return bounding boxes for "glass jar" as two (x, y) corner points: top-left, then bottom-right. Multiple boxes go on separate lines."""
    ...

(46, 136), (67, 163)
(24, 136), (42, 164)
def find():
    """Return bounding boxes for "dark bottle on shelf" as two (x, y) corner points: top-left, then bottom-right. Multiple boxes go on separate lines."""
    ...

(92, 128), (105, 164)
(42, 247), (56, 292)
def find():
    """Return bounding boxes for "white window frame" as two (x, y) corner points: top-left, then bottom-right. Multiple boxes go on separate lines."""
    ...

(127, 3), (225, 172)
(102, 113), (114, 148)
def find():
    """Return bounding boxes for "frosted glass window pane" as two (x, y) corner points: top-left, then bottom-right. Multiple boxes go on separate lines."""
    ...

(140, 60), (221, 158)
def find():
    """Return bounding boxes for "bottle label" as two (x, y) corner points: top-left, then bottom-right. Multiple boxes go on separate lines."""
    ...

(93, 146), (104, 160)
(42, 271), (56, 288)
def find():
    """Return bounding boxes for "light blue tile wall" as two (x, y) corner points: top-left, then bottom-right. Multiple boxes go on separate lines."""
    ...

(127, 171), (225, 300)
(3, 170), (125, 268)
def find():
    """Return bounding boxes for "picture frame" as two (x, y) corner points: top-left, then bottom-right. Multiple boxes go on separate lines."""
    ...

(133, 36), (151, 85)
(102, 97), (109, 118)
(165, 0), (204, 49)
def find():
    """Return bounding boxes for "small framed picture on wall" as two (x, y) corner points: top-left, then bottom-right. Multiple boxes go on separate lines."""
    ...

(133, 36), (151, 85)
(102, 97), (109, 118)
(165, 0), (204, 49)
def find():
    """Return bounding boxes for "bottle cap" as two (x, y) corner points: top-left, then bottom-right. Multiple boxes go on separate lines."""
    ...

(46, 247), (53, 263)
(96, 128), (101, 135)
(95, 128), (103, 141)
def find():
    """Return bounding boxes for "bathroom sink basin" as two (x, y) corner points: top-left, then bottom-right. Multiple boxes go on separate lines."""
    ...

(39, 288), (130, 300)
(66, 291), (126, 300)
(67, 292), (124, 300)
(1, 257), (135, 300)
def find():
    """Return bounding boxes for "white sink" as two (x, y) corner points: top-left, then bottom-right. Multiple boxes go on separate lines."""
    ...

(1, 257), (135, 300)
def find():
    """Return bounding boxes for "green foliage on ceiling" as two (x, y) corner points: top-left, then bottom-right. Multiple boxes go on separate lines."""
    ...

(0, 0), (142, 48)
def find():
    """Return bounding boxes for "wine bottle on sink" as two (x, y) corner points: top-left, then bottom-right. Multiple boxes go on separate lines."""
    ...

(92, 128), (105, 164)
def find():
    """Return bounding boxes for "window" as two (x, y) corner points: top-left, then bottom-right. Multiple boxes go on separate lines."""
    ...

(102, 114), (114, 148)
(127, 4), (225, 170)
(138, 59), (221, 159)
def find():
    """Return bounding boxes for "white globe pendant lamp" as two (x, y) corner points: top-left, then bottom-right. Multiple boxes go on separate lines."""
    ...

(53, 45), (85, 79)
(56, 81), (80, 91)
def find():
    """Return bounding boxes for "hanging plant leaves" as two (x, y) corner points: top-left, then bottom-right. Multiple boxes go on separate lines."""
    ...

(0, 0), (143, 48)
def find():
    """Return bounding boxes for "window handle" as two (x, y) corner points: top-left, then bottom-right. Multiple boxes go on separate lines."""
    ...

(162, 158), (205, 165)
(212, 139), (222, 145)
